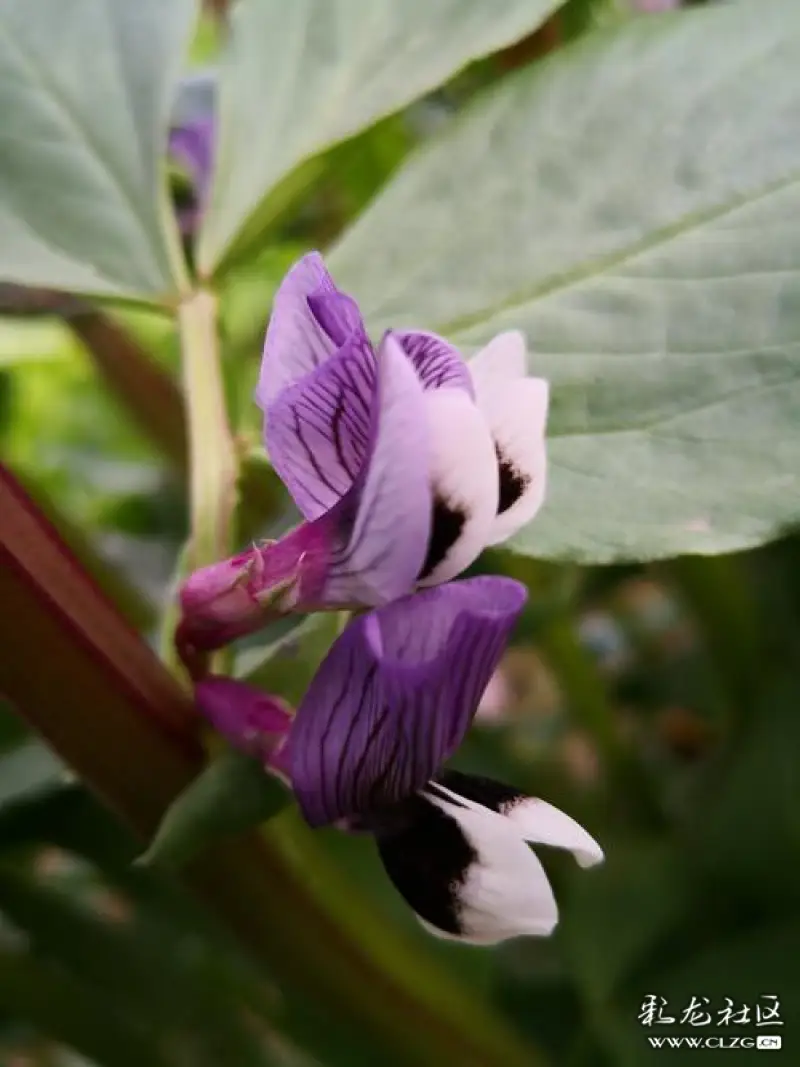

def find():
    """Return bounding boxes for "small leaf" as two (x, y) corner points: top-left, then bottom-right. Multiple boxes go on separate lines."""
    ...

(0, 0), (196, 299)
(331, 0), (800, 562)
(199, 0), (564, 272)
(140, 749), (290, 870)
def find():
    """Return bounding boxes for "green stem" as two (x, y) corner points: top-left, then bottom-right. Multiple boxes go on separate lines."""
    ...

(177, 289), (238, 570)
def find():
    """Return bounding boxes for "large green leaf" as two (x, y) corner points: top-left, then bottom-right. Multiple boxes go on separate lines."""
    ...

(331, 0), (800, 562)
(198, 0), (564, 272)
(0, 0), (196, 300)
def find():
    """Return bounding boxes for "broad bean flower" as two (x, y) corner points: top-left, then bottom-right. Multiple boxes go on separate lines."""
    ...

(178, 253), (548, 665)
(194, 577), (603, 944)
(169, 115), (215, 237)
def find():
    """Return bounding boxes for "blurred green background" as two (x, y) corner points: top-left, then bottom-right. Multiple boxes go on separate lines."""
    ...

(0, 1), (797, 1065)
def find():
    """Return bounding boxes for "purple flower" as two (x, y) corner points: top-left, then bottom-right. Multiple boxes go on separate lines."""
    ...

(177, 253), (548, 663)
(169, 115), (215, 236)
(194, 577), (602, 944)
(195, 676), (292, 772)
(259, 253), (549, 579)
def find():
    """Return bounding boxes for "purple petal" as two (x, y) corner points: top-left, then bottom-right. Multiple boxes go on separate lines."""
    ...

(177, 340), (432, 664)
(256, 252), (370, 411)
(265, 328), (376, 520)
(393, 330), (474, 396)
(169, 116), (215, 202)
(195, 677), (291, 764)
(321, 333), (432, 607)
(307, 289), (365, 348)
(289, 576), (527, 826)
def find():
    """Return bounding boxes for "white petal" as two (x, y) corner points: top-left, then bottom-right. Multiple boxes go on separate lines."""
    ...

(426, 794), (558, 944)
(470, 371), (549, 545)
(501, 797), (604, 869)
(468, 330), (528, 384)
(416, 388), (498, 587)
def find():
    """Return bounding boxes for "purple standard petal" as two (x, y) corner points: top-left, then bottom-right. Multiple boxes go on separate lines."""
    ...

(265, 326), (376, 520)
(256, 252), (370, 412)
(393, 330), (474, 396)
(321, 333), (432, 607)
(195, 677), (292, 766)
(289, 576), (527, 827)
(176, 338), (431, 669)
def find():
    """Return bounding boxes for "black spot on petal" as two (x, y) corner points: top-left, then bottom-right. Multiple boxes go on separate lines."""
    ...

(375, 794), (474, 937)
(437, 770), (525, 814)
(417, 495), (466, 581)
(497, 447), (529, 515)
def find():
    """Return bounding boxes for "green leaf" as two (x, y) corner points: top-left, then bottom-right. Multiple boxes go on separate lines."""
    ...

(140, 749), (290, 870)
(331, 0), (800, 562)
(0, 0), (196, 300)
(198, 0), (564, 273)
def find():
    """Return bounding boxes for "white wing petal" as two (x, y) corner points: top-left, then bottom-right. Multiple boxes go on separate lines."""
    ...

(501, 797), (604, 869)
(468, 330), (527, 384)
(472, 373), (549, 545)
(426, 793), (558, 944)
(417, 389), (498, 587)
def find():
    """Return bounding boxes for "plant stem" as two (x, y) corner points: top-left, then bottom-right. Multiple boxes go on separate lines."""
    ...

(177, 289), (238, 570)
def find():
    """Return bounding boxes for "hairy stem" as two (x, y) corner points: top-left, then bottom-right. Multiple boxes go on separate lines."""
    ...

(177, 289), (238, 570)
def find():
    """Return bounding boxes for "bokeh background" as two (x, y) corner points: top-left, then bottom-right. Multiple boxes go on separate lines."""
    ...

(0, 1), (797, 1065)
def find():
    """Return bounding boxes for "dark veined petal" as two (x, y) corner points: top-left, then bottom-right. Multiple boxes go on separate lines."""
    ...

(321, 334), (431, 608)
(256, 252), (368, 410)
(393, 330), (474, 395)
(265, 327), (376, 519)
(289, 576), (527, 826)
